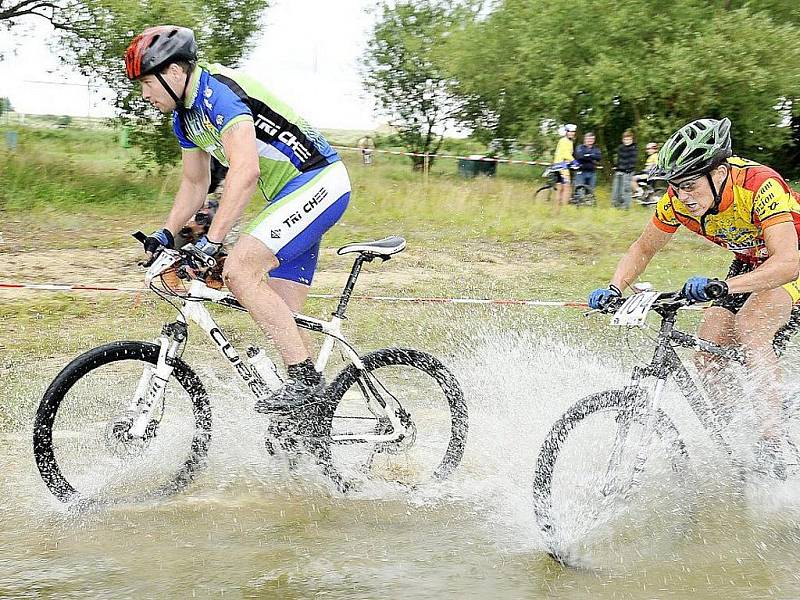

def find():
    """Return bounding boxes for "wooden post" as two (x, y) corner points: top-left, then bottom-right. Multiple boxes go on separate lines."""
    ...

(423, 153), (430, 189)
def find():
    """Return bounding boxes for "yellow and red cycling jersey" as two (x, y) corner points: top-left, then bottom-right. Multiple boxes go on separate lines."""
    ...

(652, 156), (800, 265)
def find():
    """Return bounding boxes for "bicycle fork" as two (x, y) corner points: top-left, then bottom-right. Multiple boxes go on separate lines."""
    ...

(601, 369), (666, 500)
(125, 324), (185, 439)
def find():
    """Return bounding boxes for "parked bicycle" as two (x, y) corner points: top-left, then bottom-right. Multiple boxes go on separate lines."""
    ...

(33, 234), (468, 504)
(632, 172), (667, 206)
(535, 160), (595, 206)
(531, 284), (800, 566)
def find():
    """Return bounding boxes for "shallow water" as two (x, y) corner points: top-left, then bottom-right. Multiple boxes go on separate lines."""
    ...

(3, 327), (800, 599)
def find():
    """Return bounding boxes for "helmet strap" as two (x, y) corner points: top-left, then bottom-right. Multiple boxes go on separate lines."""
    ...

(154, 71), (183, 109)
(705, 166), (730, 214)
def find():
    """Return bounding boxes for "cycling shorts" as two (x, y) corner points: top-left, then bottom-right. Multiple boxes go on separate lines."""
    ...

(712, 257), (800, 314)
(244, 161), (351, 286)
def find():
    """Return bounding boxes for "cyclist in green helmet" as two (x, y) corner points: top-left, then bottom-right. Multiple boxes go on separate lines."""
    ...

(589, 117), (800, 481)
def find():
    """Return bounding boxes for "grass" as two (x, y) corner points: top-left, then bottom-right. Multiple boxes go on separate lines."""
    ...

(0, 124), (733, 427)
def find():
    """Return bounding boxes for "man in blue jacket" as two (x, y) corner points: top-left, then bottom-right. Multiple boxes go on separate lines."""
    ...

(573, 132), (602, 192)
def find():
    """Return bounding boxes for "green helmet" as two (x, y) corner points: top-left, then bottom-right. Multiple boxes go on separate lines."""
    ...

(650, 118), (732, 181)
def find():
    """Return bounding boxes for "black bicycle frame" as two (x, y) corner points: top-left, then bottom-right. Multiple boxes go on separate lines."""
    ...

(622, 304), (744, 454)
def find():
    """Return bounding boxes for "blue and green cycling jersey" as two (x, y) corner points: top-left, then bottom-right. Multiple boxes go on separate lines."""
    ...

(173, 62), (339, 200)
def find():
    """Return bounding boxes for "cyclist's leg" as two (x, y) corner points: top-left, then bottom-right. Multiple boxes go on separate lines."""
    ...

(268, 241), (321, 355)
(736, 286), (794, 438)
(225, 162), (351, 367)
(555, 170), (570, 212)
(695, 259), (753, 417)
(695, 306), (740, 422)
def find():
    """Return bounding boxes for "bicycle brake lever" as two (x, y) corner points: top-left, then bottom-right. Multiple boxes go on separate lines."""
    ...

(181, 243), (217, 269)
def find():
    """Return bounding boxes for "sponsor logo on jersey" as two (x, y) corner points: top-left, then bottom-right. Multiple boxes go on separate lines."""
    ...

(253, 113), (313, 163)
(204, 87), (213, 98)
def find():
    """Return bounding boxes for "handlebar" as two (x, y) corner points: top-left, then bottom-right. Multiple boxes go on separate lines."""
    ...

(598, 280), (728, 314)
(133, 231), (219, 270)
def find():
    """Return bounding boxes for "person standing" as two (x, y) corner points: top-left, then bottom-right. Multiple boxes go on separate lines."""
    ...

(573, 131), (602, 192)
(612, 130), (637, 209)
(357, 135), (376, 165)
(552, 123), (577, 212)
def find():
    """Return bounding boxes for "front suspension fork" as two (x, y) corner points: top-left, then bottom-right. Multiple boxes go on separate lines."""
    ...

(126, 322), (185, 438)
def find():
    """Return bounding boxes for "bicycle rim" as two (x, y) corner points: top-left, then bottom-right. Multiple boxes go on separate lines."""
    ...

(34, 342), (210, 503)
(325, 348), (467, 488)
(533, 390), (690, 568)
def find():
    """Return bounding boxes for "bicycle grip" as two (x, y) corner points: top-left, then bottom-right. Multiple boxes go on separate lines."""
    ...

(132, 231), (148, 245)
(704, 279), (728, 300)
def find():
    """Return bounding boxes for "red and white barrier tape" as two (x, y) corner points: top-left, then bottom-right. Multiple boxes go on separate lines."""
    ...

(0, 281), (588, 308)
(332, 145), (552, 166)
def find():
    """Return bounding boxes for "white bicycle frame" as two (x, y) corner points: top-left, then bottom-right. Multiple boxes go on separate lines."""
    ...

(123, 249), (408, 444)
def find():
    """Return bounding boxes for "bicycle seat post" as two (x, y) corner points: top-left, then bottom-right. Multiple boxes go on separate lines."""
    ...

(332, 254), (370, 319)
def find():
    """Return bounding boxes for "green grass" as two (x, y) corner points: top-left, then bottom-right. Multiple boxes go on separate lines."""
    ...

(0, 125), (731, 365)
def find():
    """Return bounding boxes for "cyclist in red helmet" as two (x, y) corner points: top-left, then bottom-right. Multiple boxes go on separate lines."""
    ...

(125, 26), (351, 415)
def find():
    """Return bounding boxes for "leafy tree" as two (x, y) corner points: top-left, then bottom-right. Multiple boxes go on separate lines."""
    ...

(3, 0), (269, 167)
(0, 97), (12, 114)
(447, 0), (800, 173)
(362, 1), (476, 170)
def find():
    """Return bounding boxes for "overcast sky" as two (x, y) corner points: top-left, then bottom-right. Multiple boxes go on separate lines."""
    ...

(0, 0), (381, 130)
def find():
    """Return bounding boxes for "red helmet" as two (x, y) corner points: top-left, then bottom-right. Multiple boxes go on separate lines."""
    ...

(124, 26), (197, 80)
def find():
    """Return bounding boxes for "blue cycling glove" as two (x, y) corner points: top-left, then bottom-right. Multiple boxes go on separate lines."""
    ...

(682, 276), (728, 303)
(588, 285), (622, 309)
(143, 228), (174, 255)
(193, 235), (223, 257)
(682, 276), (711, 302)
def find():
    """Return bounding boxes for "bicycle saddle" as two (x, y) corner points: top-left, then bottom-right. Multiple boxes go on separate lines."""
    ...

(337, 236), (406, 258)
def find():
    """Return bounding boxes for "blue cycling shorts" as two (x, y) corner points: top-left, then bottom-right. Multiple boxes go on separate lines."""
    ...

(244, 161), (351, 286)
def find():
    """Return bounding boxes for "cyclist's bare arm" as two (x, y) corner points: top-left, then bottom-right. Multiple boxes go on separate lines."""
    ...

(206, 120), (261, 243)
(610, 221), (674, 291)
(164, 150), (212, 235)
(726, 222), (800, 294)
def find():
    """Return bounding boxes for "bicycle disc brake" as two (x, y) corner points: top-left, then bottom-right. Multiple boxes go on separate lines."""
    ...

(105, 411), (157, 459)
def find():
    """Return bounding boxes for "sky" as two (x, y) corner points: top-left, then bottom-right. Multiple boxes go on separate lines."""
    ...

(0, 0), (381, 130)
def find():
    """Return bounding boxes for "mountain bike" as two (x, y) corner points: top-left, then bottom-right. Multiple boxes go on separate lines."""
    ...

(534, 161), (595, 206)
(33, 235), (468, 504)
(531, 284), (800, 567)
(632, 172), (667, 206)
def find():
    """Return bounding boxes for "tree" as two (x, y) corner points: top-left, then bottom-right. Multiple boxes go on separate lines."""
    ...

(0, 97), (12, 115)
(3, 0), (269, 167)
(447, 0), (800, 173)
(361, 1), (476, 170)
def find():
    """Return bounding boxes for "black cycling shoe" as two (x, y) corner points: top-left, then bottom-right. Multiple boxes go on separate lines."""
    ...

(254, 377), (326, 415)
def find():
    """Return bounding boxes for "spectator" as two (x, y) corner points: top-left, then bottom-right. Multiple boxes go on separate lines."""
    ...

(612, 129), (638, 209)
(552, 123), (577, 212)
(644, 142), (659, 170)
(573, 131), (602, 192)
(633, 141), (662, 200)
(357, 135), (376, 165)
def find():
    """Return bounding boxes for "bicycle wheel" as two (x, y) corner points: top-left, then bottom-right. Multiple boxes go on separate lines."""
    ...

(532, 389), (690, 567)
(534, 184), (555, 201)
(320, 348), (467, 487)
(33, 341), (211, 503)
(571, 184), (595, 206)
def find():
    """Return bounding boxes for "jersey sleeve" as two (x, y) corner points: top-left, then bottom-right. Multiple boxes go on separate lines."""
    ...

(652, 191), (680, 233)
(204, 80), (254, 137)
(753, 177), (795, 229)
(172, 112), (198, 150)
